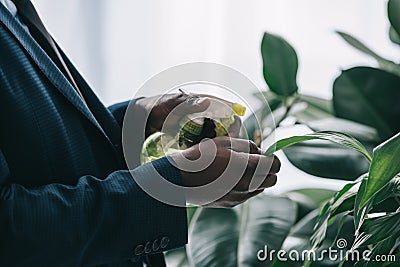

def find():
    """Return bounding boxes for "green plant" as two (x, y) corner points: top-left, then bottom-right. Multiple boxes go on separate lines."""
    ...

(166, 1), (400, 266)
(264, 132), (400, 266)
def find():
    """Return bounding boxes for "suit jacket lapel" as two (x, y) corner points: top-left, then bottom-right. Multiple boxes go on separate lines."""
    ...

(56, 44), (123, 148)
(0, 5), (114, 146)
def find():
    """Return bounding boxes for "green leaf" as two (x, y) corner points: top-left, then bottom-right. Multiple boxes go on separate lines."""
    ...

(285, 189), (335, 222)
(187, 206), (198, 225)
(354, 177), (400, 237)
(238, 197), (296, 267)
(365, 236), (400, 267)
(371, 196), (400, 213)
(312, 179), (361, 249)
(333, 67), (400, 140)
(388, 0), (400, 37)
(331, 194), (356, 217)
(287, 188), (336, 205)
(284, 142), (370, 180)
(389, 26), (400, 45)
(283, 207), (354, 266)
(293, 95), (334, 123)
(283, 119), (377, 180)
(370, 177), (400, 207)
(165, 247), (190, 267)
(336, 31), (400, 76)
(188, 208), (239, 267)
(336, 31), (387, 62)
(265, 131), (372, 163)
(298, 95), (334, 115)
(360, 132), (400, 207)
(188, 196), (297, 267)
(354, 178), (370, 235)
(357, 211), (400, 247)
(261, 32), (298, 96)
(306, 118), (379, 143)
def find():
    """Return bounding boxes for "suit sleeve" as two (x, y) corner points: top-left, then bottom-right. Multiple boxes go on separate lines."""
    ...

(108, 100), (132, 129)
(108, 98), (149, 167)
(0, 155), (187, 266)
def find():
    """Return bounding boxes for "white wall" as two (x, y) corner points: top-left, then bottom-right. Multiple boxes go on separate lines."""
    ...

(33, 0), (398, 106)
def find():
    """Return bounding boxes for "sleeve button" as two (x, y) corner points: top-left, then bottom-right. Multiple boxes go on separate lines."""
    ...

(152, 239), (160, 251)
(134, 245), (144, 256)
(144, 241), (153, 254)
(160, 236), (170, 249)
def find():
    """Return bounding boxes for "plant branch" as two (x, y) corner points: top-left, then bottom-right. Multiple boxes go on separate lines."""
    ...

(275, 96), (298, 128)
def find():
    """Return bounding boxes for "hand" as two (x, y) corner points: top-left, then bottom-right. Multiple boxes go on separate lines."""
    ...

(170, 137), (281, 207)
(135, 93), (210, 138)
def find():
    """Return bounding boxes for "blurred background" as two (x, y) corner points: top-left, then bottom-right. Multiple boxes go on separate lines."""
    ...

(33, 0), (398, 192)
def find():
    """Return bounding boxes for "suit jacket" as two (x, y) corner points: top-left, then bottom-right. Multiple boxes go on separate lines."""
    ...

(0, 4), (187, 266)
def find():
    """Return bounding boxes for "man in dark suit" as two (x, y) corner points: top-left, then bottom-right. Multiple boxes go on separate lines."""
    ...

(0, 0), (280, 266)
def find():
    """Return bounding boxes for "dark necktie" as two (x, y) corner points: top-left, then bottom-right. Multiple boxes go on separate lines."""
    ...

(11, 0), (86, 101)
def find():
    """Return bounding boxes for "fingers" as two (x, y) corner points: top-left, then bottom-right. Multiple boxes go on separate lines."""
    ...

(210, 137), (280, 192)
(229, 152), (280, 176)
(205, 189), (265, 208)
(254, 174), (277, 189)
(232, 153), (280, 191)
(247, 154), (281, 174)
(214, 136), (261, 154)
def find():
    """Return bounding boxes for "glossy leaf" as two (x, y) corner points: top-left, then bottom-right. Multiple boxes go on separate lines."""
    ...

(388, 0), (400, 37)
(165, 247), (190, 267)
(287, 188), (335, 205)
(331, 194), (356, 217)
(283, 204), (354, 266)
(360, 133), (400, 207)
(261, 32), (298, 96)
(284, 142), (370, 180)
(356, 211), (400, 247)
(369, 177), (400, 207)
(238, 196), (297, 267)
(282, 119), (376, 180)
(298, 95), (333, 115)
(336, 31), (386, 62)
(311, 179), (361, 249)
(354, 178), (400, 236)
(333, 67), (400, 140)
(188, 196), (297, 267)
(306, 118), (379, 143)
(353, 178), (370, 235)
(336, 31), (400, 76)
(370, 196), (400, 214)
(364, 236), (400, 267)
(189, 208), (239, 267)
(265, 131), (372, 163)
(389, 26), (400, 45)
(282, 210), (354, 266)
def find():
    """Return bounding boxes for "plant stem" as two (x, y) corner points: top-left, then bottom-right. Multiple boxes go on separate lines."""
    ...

(274, 96), (297, 128)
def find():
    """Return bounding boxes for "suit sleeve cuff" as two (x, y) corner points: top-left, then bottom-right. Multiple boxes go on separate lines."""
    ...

(128, 157), (187, 259)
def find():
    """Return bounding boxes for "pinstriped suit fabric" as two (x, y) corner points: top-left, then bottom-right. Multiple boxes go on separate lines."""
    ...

(0, 3), (187, 266)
